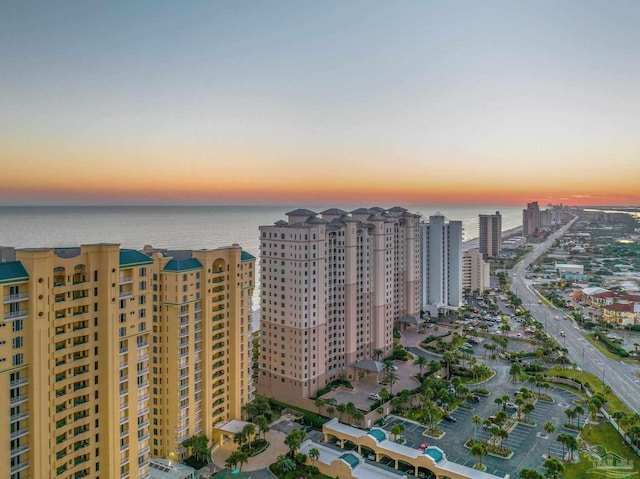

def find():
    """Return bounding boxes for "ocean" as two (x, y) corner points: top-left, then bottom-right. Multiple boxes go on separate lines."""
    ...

(0, 204), (523, 254)
(0, 204), (523, 314)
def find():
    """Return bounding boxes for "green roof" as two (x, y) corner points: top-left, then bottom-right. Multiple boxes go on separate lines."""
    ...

(368, 429), (387, 442)
(339, 453), (360, 469)
(163, 258), (203, 272)
(424, 446), (443, 463)
(241, 251), (255, 261)
(119, 250), (153, 268)
(0, 261), (28, 284)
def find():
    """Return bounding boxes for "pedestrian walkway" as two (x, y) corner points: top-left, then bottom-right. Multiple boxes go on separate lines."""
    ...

(210, 416), (292, 473)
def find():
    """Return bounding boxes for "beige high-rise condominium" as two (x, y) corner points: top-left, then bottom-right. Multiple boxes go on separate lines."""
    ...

(0, 243), (254, 479)
(479, 211), (502, 258)
(257, 207), (421, 405)
(522, 202), (541, 236)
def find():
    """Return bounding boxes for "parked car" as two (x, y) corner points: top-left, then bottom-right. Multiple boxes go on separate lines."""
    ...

(369, 393), (381, 401)
(443, 415), (457, 423)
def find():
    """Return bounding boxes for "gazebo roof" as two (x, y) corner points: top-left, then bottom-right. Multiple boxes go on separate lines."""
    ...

(353, 359), (386, 372)
(395, 316), (425, 325)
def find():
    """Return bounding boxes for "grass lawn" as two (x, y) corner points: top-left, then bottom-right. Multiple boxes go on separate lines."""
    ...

(546, 367), (632, 419)
(583, 333), (635, 363)
(562, 422), (640, 478)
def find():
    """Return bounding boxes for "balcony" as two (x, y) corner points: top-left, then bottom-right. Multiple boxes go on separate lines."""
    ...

(119, 290), (133, 299)
(10, 427), (29, 440)
(119, 275), (133, 285)
(5, 309), (28, 321)
(4, 292), (28, 303)
(175, 423), (189, 435)
(10, 395), (28, 406)
(10, 411), (30, 423)
(137, 352), (149, 363)
(10, 377), (29, 389)
(10, 444), (29, 458)
(10, 460), (30, 474)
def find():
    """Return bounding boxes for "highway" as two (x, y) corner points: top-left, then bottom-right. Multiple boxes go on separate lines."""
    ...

(509, 216), (640, 413)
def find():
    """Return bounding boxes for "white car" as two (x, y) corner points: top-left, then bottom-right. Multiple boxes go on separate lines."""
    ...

(369, 393), (382, 401)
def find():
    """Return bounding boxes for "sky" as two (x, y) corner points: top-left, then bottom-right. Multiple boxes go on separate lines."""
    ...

(1, 0), (639, 206)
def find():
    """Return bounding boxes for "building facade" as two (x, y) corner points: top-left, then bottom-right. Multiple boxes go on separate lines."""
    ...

(420, 214), (462, 317)
(522, 201), (541, 237)
(257, 207), (421, 404)
(0, 243), (254, 479)
(462, 248), (490, 295)
(478, 211), (502, 258)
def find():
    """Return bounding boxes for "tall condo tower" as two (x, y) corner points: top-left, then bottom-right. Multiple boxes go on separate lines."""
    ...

(523, 202), (541, 236)
(0, 243), (254, 479)
(420, 213), (463, 317)
(479, 211), (502, 258)
(257, 207), (421, 406)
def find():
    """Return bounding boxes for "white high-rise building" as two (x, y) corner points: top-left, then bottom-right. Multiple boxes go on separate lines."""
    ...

(463, 247), (491, 294)
(257, 207), (421, 406)
(420, 214), (462, 316)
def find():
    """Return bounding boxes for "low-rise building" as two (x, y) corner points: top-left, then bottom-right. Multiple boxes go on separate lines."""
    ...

(603, 302), (640, 326)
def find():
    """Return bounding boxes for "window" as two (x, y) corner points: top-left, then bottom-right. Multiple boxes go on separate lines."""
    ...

(12, 353), (23, 366)
(139, 281), (147, 291)
(12, 337), (23, 349)
(139, 267), (147, 277)
(119, 327), (126, 337)
(12, 319), (23, 332)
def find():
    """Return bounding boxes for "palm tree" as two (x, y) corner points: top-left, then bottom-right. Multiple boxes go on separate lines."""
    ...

(309, 447), (320, 465)
(284, 429), (306, 458)
(242, 423), (256, 453)
(556, 433), (572, 459)
(385, 371), (399, 395)
(336, 403), (346, 422)
(472, 415), (481, 441)
(414, 355), (429, 377)
(574, 405), (584, 429)
(470, 442), (487, 468)
(522, 403), (535, 423)
(495, 428), (509, 448)
(236, 451), (249, 471)
(373, 348), (384, 361)
(544, 421), (555, 458)
(314, 397), (326, 416)
(442, 351), (456, 379)
(254, 415), (269, 441)
(494, 396), (504, 413)
(543, 457), (563, 479)
(390, 423), (404, 442)
(564, 407), (576, 427)
(519, 469), (545, 479)
(565, 435), (578, 462)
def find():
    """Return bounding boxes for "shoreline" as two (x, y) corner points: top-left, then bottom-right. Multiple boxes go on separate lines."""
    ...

(462, 225), (522, 251)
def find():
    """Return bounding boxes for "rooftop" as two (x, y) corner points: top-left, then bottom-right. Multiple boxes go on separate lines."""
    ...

(119, 249), (153, 267)
(0, 261), (28, 284)
(163, 258), (203, 272)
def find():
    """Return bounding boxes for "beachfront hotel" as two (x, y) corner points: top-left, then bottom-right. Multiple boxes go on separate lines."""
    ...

(257, 207), (421, 405)
(0, 243), (254, 479)
(420, 214), (463, 316)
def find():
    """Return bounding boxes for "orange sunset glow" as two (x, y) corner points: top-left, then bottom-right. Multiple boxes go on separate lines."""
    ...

(1, 2), (639, 207)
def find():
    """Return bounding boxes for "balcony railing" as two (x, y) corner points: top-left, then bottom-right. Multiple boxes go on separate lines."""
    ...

(4, 292), (29, 303)
(4, 309), (28, 321)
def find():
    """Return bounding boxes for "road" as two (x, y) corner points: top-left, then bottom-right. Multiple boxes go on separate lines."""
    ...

(509, 216), (640, 413)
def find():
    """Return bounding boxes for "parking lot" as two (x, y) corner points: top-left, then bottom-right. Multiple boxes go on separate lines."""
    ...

(380, 372), (583, 478)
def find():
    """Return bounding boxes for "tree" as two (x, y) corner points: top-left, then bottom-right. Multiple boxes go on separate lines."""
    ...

(494, 427), (509, 447)
(385, 371), (399, 395)
(182, 435), (209, 464)
(236, 451), (249, 471)
(522, 403), (535, 423)
(556, 433), (572, 459)
(543, 457), (563, 479)
(414, 355), (429, 377)
(494, 396), (504, 413)
(275, 455), (296, 473)
(443, 351), (456, 379)
(284, 429), (306, 458)
(254, 415), (269, 441)
(544, 421), (555, 458)
(564, 407), (576, 427)
(519, 469), (544, 479)
(565, 435), (578, 462)
(509, 362), (522, 382)
(314, 397), (326, 416)
(373, 348), (384, 361)
(470, 442), (487, 468)
(309, 447), (320, 465)
(574, 405), (584, 429)
(472, 415), (482, 441)
(336, 403), (346, 422)
(242, 423), (256, 453)
(390, 423), (405, 442)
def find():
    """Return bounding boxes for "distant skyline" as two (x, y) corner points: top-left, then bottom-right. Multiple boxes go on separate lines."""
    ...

(2, 1), (639, 206)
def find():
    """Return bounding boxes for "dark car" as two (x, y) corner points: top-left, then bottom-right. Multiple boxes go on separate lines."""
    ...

(443, 415), (457, 423)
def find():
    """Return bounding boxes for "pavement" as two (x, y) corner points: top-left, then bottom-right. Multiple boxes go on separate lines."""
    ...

(210, 415), (296, 476)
